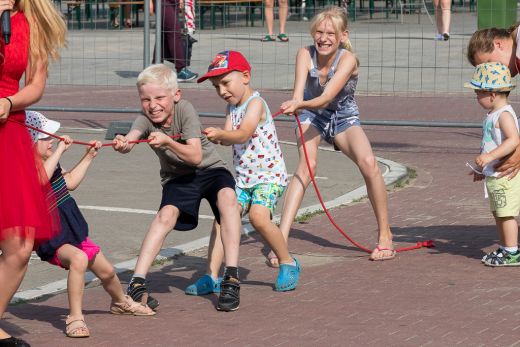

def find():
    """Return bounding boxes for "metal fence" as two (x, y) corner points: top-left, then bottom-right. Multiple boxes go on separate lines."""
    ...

(47, 1), (518, 98)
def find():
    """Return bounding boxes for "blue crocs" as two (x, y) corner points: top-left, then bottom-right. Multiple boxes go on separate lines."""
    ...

(274, 258), (301, 292)
(185, 275), (222, 296)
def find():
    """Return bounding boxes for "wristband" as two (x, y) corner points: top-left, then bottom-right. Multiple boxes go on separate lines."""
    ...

(4, 97), (12, 111)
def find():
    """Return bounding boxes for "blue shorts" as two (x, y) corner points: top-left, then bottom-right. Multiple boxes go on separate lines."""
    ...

(297, 109), (360, 144)
(236, 183), (285, 217)
(160, 168), (235, 231)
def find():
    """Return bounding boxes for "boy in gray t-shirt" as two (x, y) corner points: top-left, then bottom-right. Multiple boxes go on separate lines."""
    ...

(113, 64), (242, 312)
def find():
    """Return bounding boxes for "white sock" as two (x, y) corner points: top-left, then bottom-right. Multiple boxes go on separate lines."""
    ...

(504, 246), (518, 254)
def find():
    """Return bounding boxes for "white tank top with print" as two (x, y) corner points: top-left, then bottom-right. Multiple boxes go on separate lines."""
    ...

(230, 92), (288, 188)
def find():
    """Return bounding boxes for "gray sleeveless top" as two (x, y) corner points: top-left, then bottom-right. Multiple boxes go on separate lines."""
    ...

(303, 46), (359, 117)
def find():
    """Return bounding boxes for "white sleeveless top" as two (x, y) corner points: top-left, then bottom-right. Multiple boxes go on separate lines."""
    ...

(230, 92), (288, 188)
(480, 104), (519, 177)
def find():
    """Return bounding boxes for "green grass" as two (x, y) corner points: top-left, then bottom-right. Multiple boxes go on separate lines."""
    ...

(392, 167), (417, 189)
(295, 209), (325, 223)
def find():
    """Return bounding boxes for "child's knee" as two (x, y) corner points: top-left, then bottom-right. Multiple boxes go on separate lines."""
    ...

(248, 206), (270, 228)
(68, 251), (89, 272)
(217, 188), (238, 209)
(359, 155), (380, 176)
(156, 205), (179, 225)
(98, 265), (117, 282)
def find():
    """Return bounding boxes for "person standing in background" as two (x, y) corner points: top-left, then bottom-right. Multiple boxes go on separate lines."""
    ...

(151, 0), (199, 82)
(433, 0), (451, 41)
(261, 0), (289, 42)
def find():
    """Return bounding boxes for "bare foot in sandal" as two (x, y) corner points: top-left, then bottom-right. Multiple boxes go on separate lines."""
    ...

(370, 244), (396, 261)
(265, 251), (280, 268)
(65, 315), (90, 338)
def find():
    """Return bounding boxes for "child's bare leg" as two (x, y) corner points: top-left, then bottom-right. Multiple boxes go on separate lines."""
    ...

(495, 216), (518, 248)
(334, 127), (393, 260)
(274, 126), (321, 265)
(134, 205), (179, 276)
(88, 252), (125, 302)
(249, 204), (292, 264)
(0, 233), (33, 340)
(279, 125), (322, 242)
(216, 188), (241, 268)
(57, 244), (89, 318)
(207, 220), (224, 277)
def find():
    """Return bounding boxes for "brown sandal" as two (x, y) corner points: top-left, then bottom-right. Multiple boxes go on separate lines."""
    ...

(65, 315), (90, 338)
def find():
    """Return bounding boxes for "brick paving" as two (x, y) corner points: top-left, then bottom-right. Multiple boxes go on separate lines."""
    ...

(5, 93), (520, 346)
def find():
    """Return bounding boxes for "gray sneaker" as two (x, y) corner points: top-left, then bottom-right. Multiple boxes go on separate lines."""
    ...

(177, 68), (198, 82)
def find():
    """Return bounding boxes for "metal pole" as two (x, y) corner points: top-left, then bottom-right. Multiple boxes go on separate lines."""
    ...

(144, 0), (150, 68)
(155, 0), (162, 64)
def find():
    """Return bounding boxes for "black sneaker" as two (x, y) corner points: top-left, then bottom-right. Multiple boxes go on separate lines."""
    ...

(0, 337), (31, 347)
(442, 33), (450, 41)
(127, 279), (159, 310)
(177, 68), (198, 82)
(217, 276), (240, 312)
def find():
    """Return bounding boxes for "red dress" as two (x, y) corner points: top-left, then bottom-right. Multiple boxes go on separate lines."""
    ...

(0, 12), (59, 244)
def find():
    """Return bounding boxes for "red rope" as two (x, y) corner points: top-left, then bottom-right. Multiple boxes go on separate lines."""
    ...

(272, 110), (434, 254)
(11, 112), (433, 254)
(7, 118), (181, 146)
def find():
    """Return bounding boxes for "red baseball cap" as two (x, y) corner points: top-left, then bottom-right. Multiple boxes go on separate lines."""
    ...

(197, 50), (251, 83)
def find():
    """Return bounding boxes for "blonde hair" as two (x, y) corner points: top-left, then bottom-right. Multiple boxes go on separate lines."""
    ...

(467, 23), (519, 66)
(18, 0), (66, 80)
(137, 64), (178, 91)
(310, 6), (355, 52)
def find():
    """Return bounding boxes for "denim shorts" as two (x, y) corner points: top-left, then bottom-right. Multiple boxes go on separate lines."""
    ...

(297, 109), (360, 144)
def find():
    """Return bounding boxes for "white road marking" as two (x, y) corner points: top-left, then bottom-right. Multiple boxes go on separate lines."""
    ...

(78, 205), (215, 220)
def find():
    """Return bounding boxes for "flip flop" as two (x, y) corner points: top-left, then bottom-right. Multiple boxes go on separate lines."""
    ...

(261, 35), (276, 42)
(370, 246), (396, 261)
(277, 33), (289, 42)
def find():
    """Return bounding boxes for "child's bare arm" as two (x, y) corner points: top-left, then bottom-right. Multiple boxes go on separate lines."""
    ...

(149, 133), (203, 166)
(112, 129), (142, 153)
(63, 141), (102, 191)
(204, 98), (264, 145)
(42, 136), (73, 179)
(476, 111), (520, 167)
(281, 48), (311, 114)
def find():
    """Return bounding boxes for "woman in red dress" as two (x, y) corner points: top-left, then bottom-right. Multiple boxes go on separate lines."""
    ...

(0, 1), (66, 346)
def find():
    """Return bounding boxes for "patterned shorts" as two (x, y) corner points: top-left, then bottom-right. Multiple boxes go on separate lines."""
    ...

(236, 183), (285, 216)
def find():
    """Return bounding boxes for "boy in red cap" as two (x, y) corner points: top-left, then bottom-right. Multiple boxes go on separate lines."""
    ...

(113, 64), (242, 312)
(188, 50), (300, 296)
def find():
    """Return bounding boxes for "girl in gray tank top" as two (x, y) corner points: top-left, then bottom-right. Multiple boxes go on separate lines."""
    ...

(273, 6), (396, 264)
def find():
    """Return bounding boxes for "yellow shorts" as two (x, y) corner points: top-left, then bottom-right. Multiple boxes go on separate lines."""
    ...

(485, 175), (520, 217)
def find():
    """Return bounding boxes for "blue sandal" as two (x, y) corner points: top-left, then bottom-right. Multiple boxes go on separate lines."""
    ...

(274, 257), (301, 292)
(185, 275), (222, 296)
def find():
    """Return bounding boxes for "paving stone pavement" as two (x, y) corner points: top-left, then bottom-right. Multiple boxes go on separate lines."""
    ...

(6, 101), (520, 346)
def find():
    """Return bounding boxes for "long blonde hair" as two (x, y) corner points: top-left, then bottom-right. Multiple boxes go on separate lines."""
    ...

(309, 6), (358, 65)
(18, 0), (66, 79)
(467, 23), (519, 66)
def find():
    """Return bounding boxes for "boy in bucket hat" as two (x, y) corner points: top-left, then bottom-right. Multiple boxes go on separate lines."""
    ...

(465, 62), (520, 267)
(190, 50), (300, 295)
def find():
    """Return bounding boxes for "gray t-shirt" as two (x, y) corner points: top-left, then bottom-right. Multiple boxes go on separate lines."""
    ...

(131, 99), (227, 184)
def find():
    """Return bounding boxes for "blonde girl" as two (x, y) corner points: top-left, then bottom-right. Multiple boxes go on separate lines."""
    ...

(0, 1), (66, 346)
(276, 6), (394, 264)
